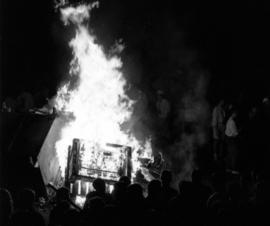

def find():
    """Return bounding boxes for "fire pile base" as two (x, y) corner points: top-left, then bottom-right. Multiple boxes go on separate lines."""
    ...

(65, 138), (132, 206)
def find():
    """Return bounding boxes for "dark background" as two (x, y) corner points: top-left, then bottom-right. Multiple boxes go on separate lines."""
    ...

(1, 0), (270, 105)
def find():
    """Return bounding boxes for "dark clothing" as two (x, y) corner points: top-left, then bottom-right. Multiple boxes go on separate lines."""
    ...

(225, 137), (239, 171)
(10, 210), (45, 226)
(161, 186), (178, 205)
(86, 191), (112, 204)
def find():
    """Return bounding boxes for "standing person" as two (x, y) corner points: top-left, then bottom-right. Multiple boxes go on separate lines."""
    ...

(212, 99), (226, 162)
(225, 110), (239, 172)
(160, 170), (178, 205)
(155, 90), (171, 147)
(260, 97), (270, 172)
(16, 91), (34, 112)
(156, 90), (171, 120)
(241, 106), (259, 174)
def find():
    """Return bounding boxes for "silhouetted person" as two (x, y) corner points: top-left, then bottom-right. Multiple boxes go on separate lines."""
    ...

(146, 180), (163, 211)
(49, 187), (71, 226)
(16, 91), (34, 112)
(241, 106), (260, 173)
(34, 86), (49, 108)
(2, 97), (16, 112)
(82, 196), (105, 226)
(156, 90), (170, 119)
(86, 178), (112, 204)
(260, 97), (270, 172)
(191, 169), (212, 207)
(119, 175), (131, 188)
(124, 183), (146, 223)
(55, 187), (70, 204)
(207, 171), (229, 226)
(168, 181), (198, 226)
(160, 170), (177, 205)
(0, 188), (14, 226)
(212, 99), (226, 162)
(49, 200), (70, 226)
(11, 188), (45, 226)
(111, 181), (126, 207)
(225, 110), (240, 172)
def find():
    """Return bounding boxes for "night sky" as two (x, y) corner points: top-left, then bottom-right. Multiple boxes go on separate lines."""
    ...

(2, 0), (270, 105)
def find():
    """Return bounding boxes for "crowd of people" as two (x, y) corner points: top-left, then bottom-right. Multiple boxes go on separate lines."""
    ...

(1, 88), (54, 114)
(211, 97), (270, 175)
(1, 88), (270, 225)
(1, 168), (270, 226)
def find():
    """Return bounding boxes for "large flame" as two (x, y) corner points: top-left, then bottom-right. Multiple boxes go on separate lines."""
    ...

(54, 3), (151, 180)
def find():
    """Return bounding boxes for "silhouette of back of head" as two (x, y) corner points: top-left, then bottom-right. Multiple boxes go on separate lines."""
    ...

(56, 187), (70, 204)
(119, 176), (131, 188)
(93, 178), (106, 193)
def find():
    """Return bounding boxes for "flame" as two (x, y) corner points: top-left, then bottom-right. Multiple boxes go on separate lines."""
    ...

(55, 3), (152, 180)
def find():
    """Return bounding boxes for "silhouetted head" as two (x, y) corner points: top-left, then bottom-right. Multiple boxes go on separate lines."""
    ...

(112, 181), (126, 201)
(161, 170), (173, 187)
(148, 180), (162, 197)
(56, 187), (70, 203)
(119, 176), (131, 188)
(17, 188), (35, 210)
(93, 178), (106, 193)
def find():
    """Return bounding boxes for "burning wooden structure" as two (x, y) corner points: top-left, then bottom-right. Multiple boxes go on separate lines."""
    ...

(64, 138), (132, 205)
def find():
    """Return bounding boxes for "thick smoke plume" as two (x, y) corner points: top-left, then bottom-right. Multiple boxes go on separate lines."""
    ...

(122, 27), (210, 184)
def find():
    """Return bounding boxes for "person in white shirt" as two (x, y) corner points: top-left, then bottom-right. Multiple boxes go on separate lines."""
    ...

(225, 110), (239, 172)
(225, 112), (238, 137)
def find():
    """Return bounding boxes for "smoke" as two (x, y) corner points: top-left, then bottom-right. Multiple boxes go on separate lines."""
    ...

(121, 23), (211, 184)
(169, 70), (210, 183)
